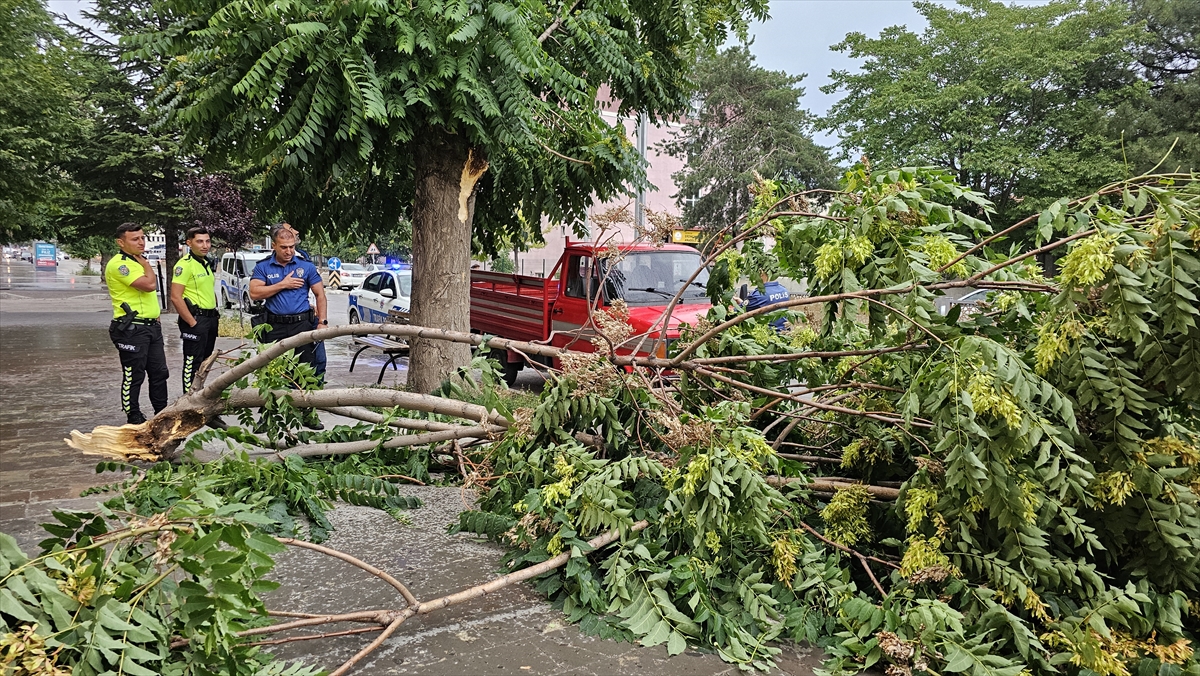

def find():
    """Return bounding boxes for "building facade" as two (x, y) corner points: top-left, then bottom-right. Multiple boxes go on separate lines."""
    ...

(512, 90), (687, 277)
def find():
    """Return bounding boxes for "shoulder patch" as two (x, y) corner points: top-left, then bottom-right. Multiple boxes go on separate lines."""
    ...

(118, 265), (130, 276)
(174, 265), (184, 276)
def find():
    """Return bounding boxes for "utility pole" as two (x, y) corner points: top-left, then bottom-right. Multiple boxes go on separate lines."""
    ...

(635, 113), (647, 228)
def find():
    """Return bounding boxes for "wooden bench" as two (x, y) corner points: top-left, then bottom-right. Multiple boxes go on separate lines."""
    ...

(349, 309), (411, 383)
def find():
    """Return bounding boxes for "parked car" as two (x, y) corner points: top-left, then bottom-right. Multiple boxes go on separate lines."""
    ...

(349, 269), (412, 323)
(470, 241), (712, 385)
(936, 288), (991, 317)
(332, 263), (368, 290)
(218, 251), (272, 310)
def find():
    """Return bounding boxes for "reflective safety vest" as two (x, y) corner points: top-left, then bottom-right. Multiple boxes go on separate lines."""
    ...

(174, 252), (217, 310)
(106, 252), (161, 320)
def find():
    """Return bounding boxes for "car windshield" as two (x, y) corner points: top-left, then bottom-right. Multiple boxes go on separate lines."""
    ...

(239, 255), (269, 276)
(394, 273), (412, 296)
(601, 251), (710, 306)
(341, 263), (365, 271)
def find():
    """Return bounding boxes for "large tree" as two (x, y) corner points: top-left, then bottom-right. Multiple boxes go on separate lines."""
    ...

(662, 45), (836, 231)
(132, 0), (768, 391)
(57, 0), (194, 282)
(1111, 0), (1200, 173)
(0, 0), (87, 242)
(55, 49), (190, 256)
(820, 0), (1144, 224)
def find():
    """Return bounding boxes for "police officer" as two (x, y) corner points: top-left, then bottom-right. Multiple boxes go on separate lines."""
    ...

(743, 272), (792, 331)
(106, 223), (169, 425)
(277, 223), (327, 380)
(249, 227), (328, 428)
(170, 226), (219, 393)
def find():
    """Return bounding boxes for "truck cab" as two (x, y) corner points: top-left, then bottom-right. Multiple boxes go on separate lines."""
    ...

(470, 242), (712, 384)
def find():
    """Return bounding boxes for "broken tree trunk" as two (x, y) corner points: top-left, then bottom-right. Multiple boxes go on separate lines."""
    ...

(65, 323), (563, 462)
(408, 130), (489, 393)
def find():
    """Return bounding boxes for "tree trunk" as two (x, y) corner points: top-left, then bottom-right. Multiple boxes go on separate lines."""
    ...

(407, 130), (488, 392)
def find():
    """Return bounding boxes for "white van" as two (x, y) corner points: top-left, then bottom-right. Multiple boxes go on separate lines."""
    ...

(218, 251), (272, 310)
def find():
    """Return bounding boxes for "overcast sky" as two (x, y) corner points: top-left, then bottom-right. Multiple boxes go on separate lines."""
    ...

(44, 0), (1046, 151)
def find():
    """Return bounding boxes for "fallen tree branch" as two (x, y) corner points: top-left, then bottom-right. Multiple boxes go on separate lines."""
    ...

(227, 389), (509, 429)
(320, 407), (461, 432)
(767, 476), (900, 500)
(277, 537), (419, 606)
(184, 520), (654, 674)
(777, 452), (843, 464)
(693, 366), (931, 430)
(255, 425), (503, 460)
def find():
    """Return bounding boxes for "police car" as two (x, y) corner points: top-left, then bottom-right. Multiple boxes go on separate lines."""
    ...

(348, 268), (412, 323)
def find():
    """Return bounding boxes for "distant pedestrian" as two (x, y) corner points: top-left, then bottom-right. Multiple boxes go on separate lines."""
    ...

(744, 272), (791, 331)
(170, 227), (223, 407)
(105, 223), (168, 425)
(249, 226), (328, 429)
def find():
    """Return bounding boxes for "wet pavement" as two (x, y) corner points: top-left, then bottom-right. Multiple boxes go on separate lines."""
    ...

(0, 258), (825, 675)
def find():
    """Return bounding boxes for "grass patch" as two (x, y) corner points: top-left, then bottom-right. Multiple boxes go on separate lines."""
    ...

(218, 312), (251, 338)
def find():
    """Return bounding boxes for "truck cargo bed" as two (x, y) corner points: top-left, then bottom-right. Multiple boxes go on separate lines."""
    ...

(470, 271), (559, 344)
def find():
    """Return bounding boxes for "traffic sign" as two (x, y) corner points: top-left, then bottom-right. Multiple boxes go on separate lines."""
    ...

(366, 243), (380, 255)
(327, 257), (342, 271)
(34, 242), (57, 269)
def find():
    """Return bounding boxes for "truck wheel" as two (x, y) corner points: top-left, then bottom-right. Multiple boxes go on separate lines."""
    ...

(502, 360), (520, 387)
(490, 349), (521, 387)
(222, 289), (232, 309)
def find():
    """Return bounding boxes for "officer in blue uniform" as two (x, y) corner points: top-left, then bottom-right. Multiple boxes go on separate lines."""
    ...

(249, 227), (329, 369)
(277, 223), (327, 380)
(744, 272), (791, 331)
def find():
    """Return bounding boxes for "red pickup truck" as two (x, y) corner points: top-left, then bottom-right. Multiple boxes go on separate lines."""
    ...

(470, 241), (713, 384)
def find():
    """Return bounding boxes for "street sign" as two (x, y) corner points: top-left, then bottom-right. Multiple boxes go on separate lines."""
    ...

(366, 243), (380, 255)
(327, 257), (342, 271)
(34, 242), (57, 269)
(671, 229), (703, 244)
(328, 270), (341, 289)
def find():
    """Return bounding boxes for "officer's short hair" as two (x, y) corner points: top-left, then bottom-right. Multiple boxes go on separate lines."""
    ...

(115, 222), (143, 239)
(270, 226), (297, 244)
(186, 226), (210, 240)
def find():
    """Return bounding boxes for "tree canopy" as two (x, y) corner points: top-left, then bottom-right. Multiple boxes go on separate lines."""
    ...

(1111, 0), (1200, 174)
(662, 45), (836, 231)
(820, 0), (1145, 224)
(0, 0), (87, 242)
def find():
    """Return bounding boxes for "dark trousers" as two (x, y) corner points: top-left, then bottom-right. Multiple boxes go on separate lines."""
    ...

(109, 321), (169, 419)
(311, 315), (327, 380)
(180, 315), (219, 392)
(263, 319), (318, 369)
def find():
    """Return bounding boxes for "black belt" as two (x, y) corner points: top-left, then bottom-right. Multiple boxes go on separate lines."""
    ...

(266, 310), (313, 324)
(114, 317), (158, 326)
(192, 308), (219, 317)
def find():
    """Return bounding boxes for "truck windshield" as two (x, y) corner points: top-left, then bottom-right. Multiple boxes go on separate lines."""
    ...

(602, 251), (710, 306)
